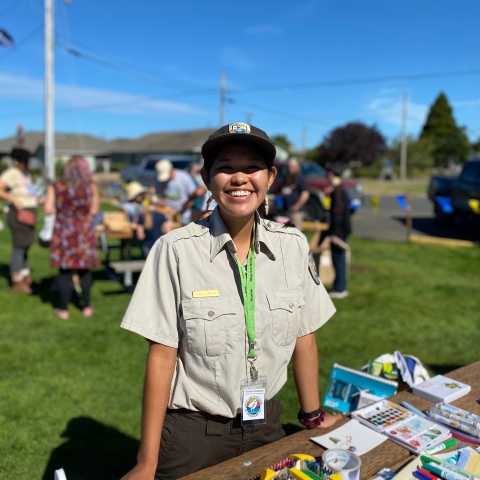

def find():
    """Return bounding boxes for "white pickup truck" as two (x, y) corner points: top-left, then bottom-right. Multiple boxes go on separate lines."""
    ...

(120, 154), (198, 186)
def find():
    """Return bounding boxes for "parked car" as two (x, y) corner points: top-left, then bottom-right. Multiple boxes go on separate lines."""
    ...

(120, 154), (198, 186)
(428, 158), (480, 226)
(269, 160), (364, 221)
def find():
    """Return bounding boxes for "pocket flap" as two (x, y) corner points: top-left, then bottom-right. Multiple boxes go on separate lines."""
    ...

(266, 290), (305, 313)
(182, 298), (236, 321)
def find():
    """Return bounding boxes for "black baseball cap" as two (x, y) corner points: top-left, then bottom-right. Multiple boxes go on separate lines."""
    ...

(202, 122), (277, 168)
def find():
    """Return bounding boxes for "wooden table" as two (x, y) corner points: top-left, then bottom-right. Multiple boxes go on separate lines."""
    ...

(181, 361), (480, 480)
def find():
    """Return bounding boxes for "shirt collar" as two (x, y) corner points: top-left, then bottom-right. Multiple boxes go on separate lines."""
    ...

(209, 208), (276, 262)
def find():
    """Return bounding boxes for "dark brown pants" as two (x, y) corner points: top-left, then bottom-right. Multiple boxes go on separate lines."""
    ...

(155, 398), (286, 480)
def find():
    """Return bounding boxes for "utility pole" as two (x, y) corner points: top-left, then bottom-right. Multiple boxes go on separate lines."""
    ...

(400, 93), (408, 181)
(45, 0), (55, 180)
(245, 110), (253, 124)
(220, 72), (226, 127)
(301, 126), (307, 151)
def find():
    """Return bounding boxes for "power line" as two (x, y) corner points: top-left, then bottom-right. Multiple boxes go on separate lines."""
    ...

(230, 68), (480, 94)
(56, 35), (216, 94)
(0, 23), (43, 62)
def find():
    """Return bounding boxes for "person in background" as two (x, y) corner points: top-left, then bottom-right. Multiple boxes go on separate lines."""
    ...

(154, 159), (206, 223)
(281, 157), (310, 230)
(326, 163), (351, 299)
(186, 162), (209, 221)
(123, 181), (172, 258)
(44, 156), (99, 320)
(0, 148), (37, 294)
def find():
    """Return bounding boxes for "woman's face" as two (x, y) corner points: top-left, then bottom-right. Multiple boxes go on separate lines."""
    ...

(203, 144), (276, 220)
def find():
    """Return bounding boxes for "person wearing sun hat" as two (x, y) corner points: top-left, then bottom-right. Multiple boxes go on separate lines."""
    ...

(153, 159), (206, 223)
(120, 122), (339, 480)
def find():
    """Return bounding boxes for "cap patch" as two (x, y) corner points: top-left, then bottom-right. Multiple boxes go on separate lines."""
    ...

(308, 251), (320, 285)
(229, 122), (251, 134)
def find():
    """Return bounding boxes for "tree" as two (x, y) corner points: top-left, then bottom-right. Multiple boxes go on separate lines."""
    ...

(314, 122), (387, 167)
(388, 136), (435, 175)
(271, 135), (291, 150)
(420, 92), (470, 166)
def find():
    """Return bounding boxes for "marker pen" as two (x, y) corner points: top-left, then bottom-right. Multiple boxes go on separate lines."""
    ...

(423, 439), (458, 455)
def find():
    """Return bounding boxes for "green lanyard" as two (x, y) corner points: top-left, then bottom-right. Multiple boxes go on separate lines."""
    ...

(235, 224), (258, 378)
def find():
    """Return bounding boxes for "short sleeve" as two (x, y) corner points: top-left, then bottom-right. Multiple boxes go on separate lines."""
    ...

(297, 236), (336, 337)
(298, 175), (308, 192)
(120, 235), (181, 347)
(0, 168), (16, 189)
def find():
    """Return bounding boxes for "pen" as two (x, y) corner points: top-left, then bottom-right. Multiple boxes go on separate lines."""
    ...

(429, 412), (480, 438)
(402, 401), (428, 418)
(421, 457), (480, 480)
(414, 471), (434, 480)
(418, 468), (440, 480)
(423, 439), (458, 455)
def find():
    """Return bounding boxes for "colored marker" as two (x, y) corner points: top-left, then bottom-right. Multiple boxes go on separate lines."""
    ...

(423, 439), (458, 455)
(421, 457), (480, 480)
(421, 462), (465, 480)
(429, 412), (480, 438)
(418, 468), (440, 480)
(414, 471), (434, 480)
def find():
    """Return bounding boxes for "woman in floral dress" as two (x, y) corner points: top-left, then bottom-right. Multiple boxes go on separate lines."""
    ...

(44, 156), (99, 319)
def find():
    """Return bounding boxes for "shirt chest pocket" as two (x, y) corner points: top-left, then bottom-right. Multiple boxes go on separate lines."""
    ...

(267, 289), (305, 347)
(181, 298), (237, 357)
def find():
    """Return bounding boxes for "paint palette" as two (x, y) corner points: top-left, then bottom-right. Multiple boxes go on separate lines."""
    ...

(352, 400), (452, 453)
(352, 400), (413, 433)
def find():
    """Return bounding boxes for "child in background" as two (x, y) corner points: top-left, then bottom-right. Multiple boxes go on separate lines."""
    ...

(123, 182), (172, 257)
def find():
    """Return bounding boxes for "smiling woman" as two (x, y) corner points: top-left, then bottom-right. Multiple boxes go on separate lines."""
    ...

(120, 122), (341, 480)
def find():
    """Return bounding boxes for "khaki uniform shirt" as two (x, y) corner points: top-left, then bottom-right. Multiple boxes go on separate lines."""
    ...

(121, 207), (336, 418)
(0, 167), (37, 208)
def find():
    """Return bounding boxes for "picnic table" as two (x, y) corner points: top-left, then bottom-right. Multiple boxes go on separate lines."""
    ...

(181, 361), (480, 480)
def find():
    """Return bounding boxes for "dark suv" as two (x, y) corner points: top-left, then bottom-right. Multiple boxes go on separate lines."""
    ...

(269, 160), (364, 221)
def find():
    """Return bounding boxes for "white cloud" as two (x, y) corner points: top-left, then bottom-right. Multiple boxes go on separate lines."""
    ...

(244, 25), (284, 36)
(366, 91), (428, 129)
(453, 99), (480, 109)
(220, 47), (255, 73)
(0, 73), (206, 117)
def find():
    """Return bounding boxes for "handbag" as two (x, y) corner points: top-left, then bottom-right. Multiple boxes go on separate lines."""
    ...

(16, 209), (37, 227)
(38, 214), (55, 247)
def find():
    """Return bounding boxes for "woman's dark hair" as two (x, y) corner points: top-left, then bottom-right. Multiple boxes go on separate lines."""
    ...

(11, 148), (31, 165)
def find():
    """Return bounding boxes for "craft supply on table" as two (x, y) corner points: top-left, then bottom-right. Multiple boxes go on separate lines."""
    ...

(352, 400), (451, 454)
(311, 419), (387, 456)
(428, 404), (480, 439)
(420, 451), (480, 480)
(260, 453), (338, 480)
(422, 439), (458, 455)
(322, 449), (362, 480)
(323, 364), (398, 414)
(412, 376), (471, 403)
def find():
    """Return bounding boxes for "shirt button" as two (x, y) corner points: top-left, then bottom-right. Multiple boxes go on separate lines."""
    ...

(208, 310), (214, 317)
(289, 303), (294, 308)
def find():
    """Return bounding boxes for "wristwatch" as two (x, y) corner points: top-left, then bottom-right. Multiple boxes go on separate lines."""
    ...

(297, 407), (326, 429)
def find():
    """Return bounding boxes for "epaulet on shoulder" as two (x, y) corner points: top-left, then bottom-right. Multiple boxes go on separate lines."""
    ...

(262, 219), (304, 237)
(163, 217), (210, 243)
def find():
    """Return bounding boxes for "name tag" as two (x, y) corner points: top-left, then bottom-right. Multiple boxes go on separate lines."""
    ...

(192, 289), (220, 298)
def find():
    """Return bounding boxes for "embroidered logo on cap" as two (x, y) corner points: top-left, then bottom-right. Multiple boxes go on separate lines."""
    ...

(229, 122), (251, 134)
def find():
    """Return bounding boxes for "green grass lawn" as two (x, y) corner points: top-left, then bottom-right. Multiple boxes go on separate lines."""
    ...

(359, 178), (429, 197)
(0, 215), (479, 479)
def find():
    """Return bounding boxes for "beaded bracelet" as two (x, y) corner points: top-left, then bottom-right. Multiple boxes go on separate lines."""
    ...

(297, 407), (326, 429)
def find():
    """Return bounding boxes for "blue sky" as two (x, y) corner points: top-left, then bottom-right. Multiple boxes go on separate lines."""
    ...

(1, 0), (480, 148)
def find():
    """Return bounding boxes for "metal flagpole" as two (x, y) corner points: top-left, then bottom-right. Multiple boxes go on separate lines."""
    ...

(45, 0), (55, 181)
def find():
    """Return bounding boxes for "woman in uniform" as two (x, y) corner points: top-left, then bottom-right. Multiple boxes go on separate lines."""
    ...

(121, 123), (340, 480)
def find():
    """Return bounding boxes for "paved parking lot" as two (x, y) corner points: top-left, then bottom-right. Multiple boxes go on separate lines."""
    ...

(352, 196), (479, 242)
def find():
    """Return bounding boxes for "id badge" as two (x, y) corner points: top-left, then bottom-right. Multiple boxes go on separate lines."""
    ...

(240, 376), (267, 426)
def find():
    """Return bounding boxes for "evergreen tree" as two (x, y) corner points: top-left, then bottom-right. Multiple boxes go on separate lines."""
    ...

(420, 92), (470, 166)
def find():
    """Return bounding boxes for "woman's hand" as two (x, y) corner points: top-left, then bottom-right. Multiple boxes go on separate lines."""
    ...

(314, 411), (342, 429)
(120, 463), (156, 480)
(13, 198), (23, 211)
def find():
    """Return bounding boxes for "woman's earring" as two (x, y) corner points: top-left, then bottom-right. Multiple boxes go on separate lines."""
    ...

(264, 195), (269, 216)
(206, 194), (213, 211)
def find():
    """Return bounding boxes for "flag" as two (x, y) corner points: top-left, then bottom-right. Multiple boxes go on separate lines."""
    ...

(0, 29), (14, 48)
(435, 196), (453, 214)
(395, 195), (409, 210)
